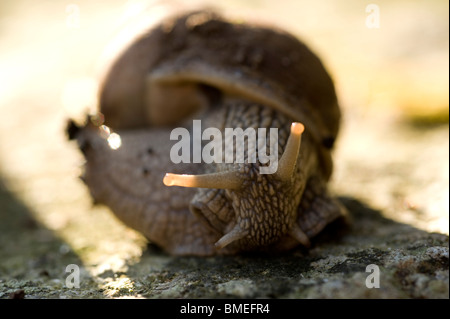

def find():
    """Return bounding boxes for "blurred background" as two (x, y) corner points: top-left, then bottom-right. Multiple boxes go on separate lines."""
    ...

(0, 0), (448, 293)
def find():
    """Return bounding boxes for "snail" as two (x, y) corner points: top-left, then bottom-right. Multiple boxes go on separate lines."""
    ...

(68, 9), (349, 256)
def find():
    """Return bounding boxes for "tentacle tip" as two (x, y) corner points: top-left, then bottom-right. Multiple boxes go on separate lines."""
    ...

(214, 241), (225, 250)
(291, 122), (305, 136)
(302, 239), (311, 249)
(289, 224), (311, 248)
(163, 173), (175, 186)
(214, 237), (231, 250)
(214, 227), (248, 250)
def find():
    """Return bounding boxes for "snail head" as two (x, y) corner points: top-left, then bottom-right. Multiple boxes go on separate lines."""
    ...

(164, 122), (310, 251)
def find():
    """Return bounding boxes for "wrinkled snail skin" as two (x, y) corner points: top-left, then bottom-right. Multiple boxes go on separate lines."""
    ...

(71, 10), (348, 256)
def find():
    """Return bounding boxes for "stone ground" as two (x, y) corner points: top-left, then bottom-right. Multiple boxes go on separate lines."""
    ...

(0, 0), (448, 299)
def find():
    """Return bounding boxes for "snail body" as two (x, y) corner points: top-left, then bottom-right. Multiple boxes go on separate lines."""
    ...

(71, 10), (348, 256)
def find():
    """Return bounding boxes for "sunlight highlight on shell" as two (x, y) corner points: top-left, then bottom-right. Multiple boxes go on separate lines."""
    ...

(107, 132), (122, 150)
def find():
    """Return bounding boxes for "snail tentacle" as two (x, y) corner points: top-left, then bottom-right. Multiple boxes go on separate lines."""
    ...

(274, 122), (304, 182)
(214, 225), (248, 250)
(163, 171), (243, 190)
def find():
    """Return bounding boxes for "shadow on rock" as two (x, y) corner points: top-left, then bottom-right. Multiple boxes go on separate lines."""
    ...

(0, 174), (96, 299)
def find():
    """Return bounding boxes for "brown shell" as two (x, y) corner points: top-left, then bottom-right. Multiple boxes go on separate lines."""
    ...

(99, 10), (340, 176)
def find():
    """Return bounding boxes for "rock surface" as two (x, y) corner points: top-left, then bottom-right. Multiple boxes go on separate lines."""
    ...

(1, 177), (448, 299)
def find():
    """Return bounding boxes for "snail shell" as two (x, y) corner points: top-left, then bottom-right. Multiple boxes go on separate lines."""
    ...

(70, 10), (348, 256)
